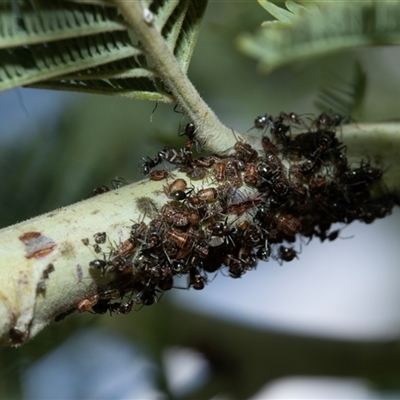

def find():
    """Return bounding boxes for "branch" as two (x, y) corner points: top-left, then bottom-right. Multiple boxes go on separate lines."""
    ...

(114, 0), (237, 154)
(0, 174), (196, 346)
(0, 122), (399, 346)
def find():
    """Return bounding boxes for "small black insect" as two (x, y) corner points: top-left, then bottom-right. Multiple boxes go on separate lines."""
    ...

(277, 246), (299, 264)
(89, 259), (107, 274)
(90, 185), (110, 197)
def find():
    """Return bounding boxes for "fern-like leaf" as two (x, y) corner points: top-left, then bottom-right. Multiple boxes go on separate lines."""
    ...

(0, 0), (208, 101)
(237, 1), (400, 74)
(314, 61), (367, 120)
(0, 1), (126, 49)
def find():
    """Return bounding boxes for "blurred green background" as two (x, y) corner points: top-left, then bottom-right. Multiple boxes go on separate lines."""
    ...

(2, 2), (400, 399)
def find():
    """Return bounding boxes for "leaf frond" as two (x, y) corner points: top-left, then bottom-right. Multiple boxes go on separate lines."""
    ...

(238, 1), (400, 74)
(0, 0), (208, 101)
(314, 61), (367, 120)
(0, 1), (126, 49)
(28, 79), (174, 102)
(257, 0), (299, 24)
(0, 31), (140, 92)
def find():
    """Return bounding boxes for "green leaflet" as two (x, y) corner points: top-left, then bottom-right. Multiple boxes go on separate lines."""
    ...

(237, 1), (400, 74)
(258, 0), (303, 24)
(0, 0), (208, 101)
(168, 1), (207, 72)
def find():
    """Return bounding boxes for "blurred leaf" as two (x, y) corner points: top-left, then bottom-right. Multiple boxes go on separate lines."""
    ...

(0, 0), (208, 101)
(237, 1), (400, 74)
(314, 60), (367, 120)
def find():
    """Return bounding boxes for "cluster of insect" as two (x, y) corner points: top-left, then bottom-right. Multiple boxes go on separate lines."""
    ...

(57, 111), (397, 321)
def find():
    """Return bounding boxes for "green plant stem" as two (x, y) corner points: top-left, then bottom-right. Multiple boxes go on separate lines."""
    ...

(114, 0), (237, 154)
